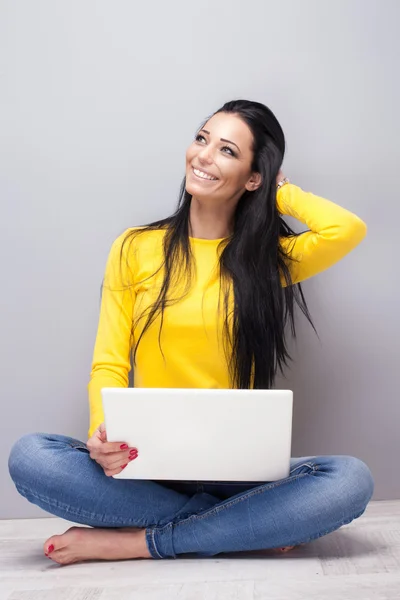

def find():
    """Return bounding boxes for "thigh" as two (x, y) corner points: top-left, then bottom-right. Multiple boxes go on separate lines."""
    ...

(9, 433), (213, 528)
(198, 454), (374, 505)
(193, 455), (319, 500)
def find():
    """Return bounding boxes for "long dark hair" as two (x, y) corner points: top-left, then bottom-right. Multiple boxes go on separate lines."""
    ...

(117, 99), (317, 389)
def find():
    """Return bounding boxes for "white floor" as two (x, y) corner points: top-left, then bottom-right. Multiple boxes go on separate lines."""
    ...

(0, 500), (399, 600)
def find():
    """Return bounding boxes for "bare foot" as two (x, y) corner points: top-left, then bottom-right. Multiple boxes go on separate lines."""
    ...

(44, 526), (152, 565)
(274, 543), (306, 553)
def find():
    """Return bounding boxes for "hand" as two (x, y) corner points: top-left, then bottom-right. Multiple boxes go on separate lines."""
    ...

(86, 423), (139, 477)
(276, 169), (285, 187)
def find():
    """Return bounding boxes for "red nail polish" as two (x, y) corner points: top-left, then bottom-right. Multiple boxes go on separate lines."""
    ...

(120, 444), (128, 450)
(121, 463), (128, 469)
(47, 544), (54, 553)
(129, 448), (138, 455)
(128, 455), (137, 461)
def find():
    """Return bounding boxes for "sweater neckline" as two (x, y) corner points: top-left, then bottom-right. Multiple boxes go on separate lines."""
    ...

(189, 236), (229, 244)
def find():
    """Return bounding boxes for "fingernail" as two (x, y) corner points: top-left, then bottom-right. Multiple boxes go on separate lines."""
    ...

(120, 444), (128, 450)
(128, 454), (137, 461)
(121, 463), (128, 469)
(129, 448), (138, 455)
(47, 544), (54, 553)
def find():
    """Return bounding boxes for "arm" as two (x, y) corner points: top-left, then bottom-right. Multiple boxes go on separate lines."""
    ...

(87, 230), (136, 438)
(277, 182), (367, 287)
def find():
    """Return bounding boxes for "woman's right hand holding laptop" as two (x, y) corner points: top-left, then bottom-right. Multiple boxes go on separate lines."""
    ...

(86, 423), (138, 476)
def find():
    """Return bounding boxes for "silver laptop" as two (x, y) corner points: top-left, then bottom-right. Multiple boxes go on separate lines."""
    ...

(101, 387), (293, 482)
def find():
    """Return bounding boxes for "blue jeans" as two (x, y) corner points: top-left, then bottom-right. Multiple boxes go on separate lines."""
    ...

(8, 433), (374, 559)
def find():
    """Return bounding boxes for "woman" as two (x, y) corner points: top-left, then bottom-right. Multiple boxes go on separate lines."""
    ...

(8, 99), (374, 565)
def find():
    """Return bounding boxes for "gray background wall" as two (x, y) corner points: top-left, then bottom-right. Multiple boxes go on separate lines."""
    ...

(1, 0), (398, 518)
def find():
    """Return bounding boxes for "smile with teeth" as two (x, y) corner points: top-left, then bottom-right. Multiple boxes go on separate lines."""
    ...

(192, 167), (218, 181)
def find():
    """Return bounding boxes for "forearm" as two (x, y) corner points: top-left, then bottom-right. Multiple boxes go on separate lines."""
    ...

(88, 370), (129, 438)
(277, 183), (367, 285)
(276, 183), (367, 235)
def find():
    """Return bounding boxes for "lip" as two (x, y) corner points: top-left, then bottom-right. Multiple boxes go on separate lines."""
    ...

(191, 166), (219, 181)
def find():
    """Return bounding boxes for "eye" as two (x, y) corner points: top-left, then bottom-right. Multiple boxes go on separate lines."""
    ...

(194, 134), (236, 157)
(221, 145), (236, 157)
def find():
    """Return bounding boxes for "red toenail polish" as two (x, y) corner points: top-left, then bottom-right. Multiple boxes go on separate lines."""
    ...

(47, 544), (54, 553)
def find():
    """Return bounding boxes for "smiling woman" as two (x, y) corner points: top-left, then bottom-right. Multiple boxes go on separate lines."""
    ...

(8, 99), (373, 566)
(101, 99), (366, 411)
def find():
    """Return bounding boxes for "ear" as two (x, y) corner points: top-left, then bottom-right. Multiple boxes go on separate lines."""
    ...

(245, 171), (262, 192)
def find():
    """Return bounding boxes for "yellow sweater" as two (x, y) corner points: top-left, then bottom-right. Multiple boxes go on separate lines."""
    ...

(87, 183), (367, 437)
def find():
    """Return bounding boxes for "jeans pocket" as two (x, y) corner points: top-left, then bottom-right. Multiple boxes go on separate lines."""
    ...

(69, 441), (89, 453)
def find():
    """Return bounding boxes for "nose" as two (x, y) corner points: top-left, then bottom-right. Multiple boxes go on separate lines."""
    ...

(197, 145), (214, 164)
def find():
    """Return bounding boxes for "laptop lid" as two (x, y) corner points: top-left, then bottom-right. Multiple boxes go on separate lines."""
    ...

(101, 388), (293, 482)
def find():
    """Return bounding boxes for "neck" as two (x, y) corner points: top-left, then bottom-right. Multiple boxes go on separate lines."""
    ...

(189, 196), (235, 240)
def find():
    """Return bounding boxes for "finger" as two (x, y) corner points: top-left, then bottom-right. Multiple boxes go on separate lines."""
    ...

(97, 449), (138, 470)
(99, 441), (137, 455)
(104, 463), (130, 477)
(96, 423), (107, 442)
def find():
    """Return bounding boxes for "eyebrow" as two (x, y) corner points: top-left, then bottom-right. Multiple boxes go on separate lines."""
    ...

(199, 129), (241, 153)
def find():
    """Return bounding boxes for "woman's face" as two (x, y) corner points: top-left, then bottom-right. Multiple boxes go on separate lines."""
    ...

(185, 112), (261, 202)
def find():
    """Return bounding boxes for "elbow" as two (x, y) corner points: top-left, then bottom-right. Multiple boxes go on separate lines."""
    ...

(355, 216), (367, 240)
(342, 215), (368, 248)
(88, 362), (130, 389)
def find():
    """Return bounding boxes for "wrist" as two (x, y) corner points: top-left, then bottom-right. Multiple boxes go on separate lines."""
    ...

(276, 177), (290, 191)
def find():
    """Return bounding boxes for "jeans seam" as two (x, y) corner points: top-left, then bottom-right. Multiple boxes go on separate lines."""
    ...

(15, 483), (142, 526)
(154, 464), (319, 532)
(177, 462), (317, 488)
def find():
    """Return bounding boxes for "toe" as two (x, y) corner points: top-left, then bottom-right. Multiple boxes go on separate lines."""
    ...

(48, 550), (71, 565)
(43, 536), (57, 556)
(275, 545), (296, 553)
(43, 533), (68, 556)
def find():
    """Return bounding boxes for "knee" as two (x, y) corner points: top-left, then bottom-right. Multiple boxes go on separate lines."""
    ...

(337, 455), (375, 511)
(8, 433), (49, 486)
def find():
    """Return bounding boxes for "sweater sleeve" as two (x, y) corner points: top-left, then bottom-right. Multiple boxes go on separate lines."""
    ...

(87, 229), (136, 438)
(277, 183), (367, 287)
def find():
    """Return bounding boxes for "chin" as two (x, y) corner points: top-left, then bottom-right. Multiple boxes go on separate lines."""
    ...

(185, 174), (199, 196)
(185, 175), (214, 198)
(185, 183), (213, 198)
